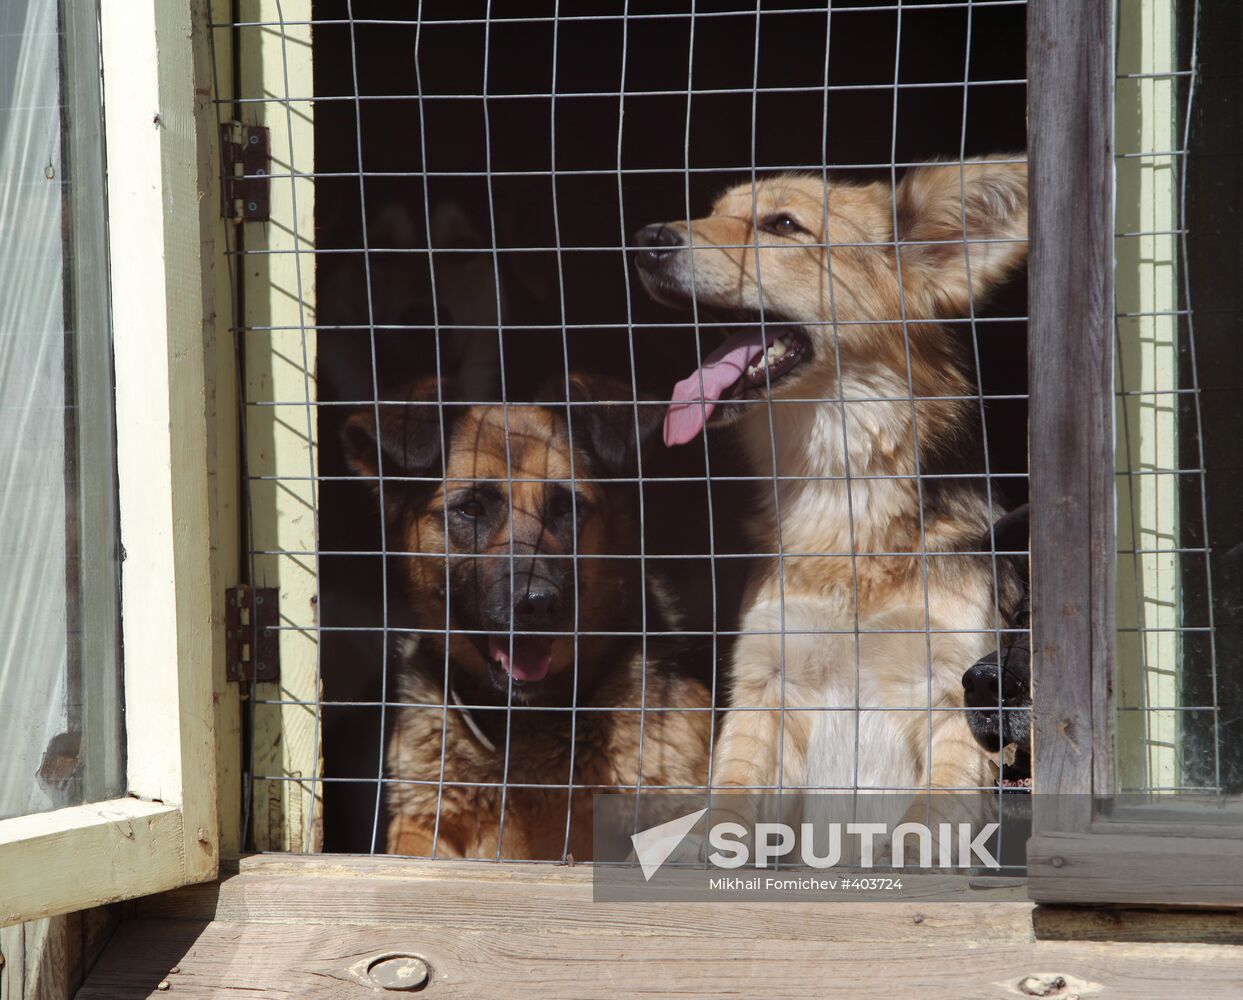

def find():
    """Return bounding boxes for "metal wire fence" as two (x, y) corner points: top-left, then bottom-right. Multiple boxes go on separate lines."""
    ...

(1113, 0), (1239, 797)
(210, 0), (1061, 865)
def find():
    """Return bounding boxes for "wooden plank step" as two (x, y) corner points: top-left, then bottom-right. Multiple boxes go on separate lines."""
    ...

(132, 856), (1033, 944)
(78, 918), (1243, 999)
(78, 858), (1243, 998)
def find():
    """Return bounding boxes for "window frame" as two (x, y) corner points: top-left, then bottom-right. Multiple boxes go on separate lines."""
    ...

(1026, 0), (1243, 906)
(0, 0), (233, 927)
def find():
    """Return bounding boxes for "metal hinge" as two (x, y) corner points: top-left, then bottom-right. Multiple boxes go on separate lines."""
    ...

(220, 122), (270, 221)
(225, 586), (279, 683)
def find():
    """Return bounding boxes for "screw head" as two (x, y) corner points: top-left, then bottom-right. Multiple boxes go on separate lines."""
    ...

(1050, 856), (1065, 868)
(1018, 974), (1068, 997)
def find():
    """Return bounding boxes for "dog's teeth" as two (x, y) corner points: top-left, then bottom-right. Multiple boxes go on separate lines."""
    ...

(766, 340), (789, 362)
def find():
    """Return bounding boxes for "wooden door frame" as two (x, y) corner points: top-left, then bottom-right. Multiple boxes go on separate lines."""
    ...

(1025, 0), (1243, 904)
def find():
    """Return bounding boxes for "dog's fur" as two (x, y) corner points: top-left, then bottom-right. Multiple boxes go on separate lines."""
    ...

(635, 158), (1028, 793)
(342, 377), (711, 859)
(963, 504), (1031, 782)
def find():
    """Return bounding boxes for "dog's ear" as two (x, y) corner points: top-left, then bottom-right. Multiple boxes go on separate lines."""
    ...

(341, 379), (455, 483)
(987, 503), (1030, 556)
(895, 156), (1027, 317)
(559, 374), (663, 478)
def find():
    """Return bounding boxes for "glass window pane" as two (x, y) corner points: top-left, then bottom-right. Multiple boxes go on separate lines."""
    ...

(0, 0), (122, 820)
(1114, 0), (1242, 796)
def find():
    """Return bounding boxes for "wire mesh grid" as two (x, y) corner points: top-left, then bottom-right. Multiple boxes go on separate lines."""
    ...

(1113, 0), (1240, 797)
(212, 0), (1040, 864)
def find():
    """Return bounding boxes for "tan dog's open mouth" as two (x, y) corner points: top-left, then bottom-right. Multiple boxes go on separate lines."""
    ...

(664, 319), (810, 446)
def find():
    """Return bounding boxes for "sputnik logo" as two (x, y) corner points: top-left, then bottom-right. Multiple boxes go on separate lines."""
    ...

(630, 807), (707, 881)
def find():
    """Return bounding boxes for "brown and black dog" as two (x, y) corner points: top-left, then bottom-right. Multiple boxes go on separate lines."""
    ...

(342, 377), (711, 860)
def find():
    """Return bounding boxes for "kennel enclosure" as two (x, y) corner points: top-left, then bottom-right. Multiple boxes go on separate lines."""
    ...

(1, 0), (1242, 996)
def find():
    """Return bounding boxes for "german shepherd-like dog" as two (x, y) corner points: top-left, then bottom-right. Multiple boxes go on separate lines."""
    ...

(634, 157), (1028, 794)
(342, 377), (711, 859)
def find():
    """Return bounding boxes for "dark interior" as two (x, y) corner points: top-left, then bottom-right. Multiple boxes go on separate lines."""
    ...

(308, 0), (1029, 852)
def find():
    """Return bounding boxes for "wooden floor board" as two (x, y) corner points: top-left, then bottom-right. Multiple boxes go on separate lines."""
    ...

(79, 918), (1243, 1000)
(78, 857), (1243, 998)
(133, 857), (1032, 945)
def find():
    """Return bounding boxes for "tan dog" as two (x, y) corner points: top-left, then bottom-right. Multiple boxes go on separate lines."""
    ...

(633, 158), (1027, 795)
(342, 377), (711, 859)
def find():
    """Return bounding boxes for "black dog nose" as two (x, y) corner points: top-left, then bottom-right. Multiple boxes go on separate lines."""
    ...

(633, 224), (684, 268)
(514, 588), (560, 624)
(962, 659), (1001, 708)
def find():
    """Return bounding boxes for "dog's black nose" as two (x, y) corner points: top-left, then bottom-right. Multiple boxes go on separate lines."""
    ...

(633, 224), (684, 268)
(514, 588), (560, 625)
(962, 659), (1001, 708)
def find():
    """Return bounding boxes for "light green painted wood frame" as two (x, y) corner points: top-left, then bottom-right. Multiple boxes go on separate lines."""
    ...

(1113, 0), (1182, 798)
(230, 0), (323, 854)
(0, 0), (238, 927)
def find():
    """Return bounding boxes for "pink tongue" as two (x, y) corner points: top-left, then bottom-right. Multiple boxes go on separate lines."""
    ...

(664, 329), (769, 446)
(488, 635), (553, 682)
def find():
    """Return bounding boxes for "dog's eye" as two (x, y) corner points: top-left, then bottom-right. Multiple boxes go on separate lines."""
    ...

(452, 494), (487, 519)
(548, 489), (590, 521)
(761, 213), (805, 238)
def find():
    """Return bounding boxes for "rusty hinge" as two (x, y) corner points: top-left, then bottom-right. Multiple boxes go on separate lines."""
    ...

(226, 586), (279, 682)
(220, 122), (270, 221)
